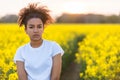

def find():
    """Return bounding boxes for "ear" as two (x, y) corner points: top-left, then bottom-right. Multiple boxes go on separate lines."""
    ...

(24, 27), (28, 34)
(43, 25), (45, 31)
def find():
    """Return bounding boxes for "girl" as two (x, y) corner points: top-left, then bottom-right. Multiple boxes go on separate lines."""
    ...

(14, 3), (64, 80)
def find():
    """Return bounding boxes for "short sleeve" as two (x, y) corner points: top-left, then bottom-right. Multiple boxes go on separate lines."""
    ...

(52, 42), (64, 57)
(13, 47), (24, 63)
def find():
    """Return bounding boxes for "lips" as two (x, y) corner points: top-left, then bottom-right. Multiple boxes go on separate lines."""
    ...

(33, 34), (40, 37)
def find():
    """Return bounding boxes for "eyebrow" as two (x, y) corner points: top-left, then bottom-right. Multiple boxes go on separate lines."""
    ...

(28, 24), (42, 26)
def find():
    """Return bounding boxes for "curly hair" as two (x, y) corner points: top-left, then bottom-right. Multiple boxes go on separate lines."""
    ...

(17, 3), (53, 27)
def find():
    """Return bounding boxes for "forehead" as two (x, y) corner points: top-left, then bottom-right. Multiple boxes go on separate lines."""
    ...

(27, 18), (43, 24)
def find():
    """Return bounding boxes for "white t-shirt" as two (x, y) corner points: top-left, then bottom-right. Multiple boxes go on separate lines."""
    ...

(14, 39), (64, 80)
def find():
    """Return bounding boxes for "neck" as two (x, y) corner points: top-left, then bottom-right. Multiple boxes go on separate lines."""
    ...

(30, 39), (43, 48)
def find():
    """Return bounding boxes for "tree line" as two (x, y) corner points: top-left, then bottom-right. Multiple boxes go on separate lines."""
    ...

(0, 14), (18, 23)
(56, 13), (120, 23)
(0, 13), (120, 23)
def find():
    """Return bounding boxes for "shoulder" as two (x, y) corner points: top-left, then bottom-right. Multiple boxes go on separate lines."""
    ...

(16, 43), (29, 52)
(43, 39), (59, 46)
(43, 39), (62, 50)
(44, 40), (64, 56)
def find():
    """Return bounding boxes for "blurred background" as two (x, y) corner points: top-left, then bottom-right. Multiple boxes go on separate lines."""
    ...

(0, 0), (120, 23)
(0, 0), (120, 80)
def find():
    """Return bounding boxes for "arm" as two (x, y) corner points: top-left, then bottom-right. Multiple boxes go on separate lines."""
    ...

(16, 61), (28, 80)
(51, 54), (62, 80)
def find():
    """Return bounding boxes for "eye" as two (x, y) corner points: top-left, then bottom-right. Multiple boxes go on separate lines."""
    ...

(29, 26), (33, 28)
(29, 25), (34, 29)
(37, 25), (42, 28)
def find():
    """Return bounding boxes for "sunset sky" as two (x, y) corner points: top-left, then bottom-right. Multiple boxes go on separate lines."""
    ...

(0, 0), (120, 17)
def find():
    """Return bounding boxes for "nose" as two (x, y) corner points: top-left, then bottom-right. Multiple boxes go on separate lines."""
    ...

(33, 27), (38, 33)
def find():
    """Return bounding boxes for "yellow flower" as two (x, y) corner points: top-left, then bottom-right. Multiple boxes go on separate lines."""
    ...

(80, 73), (83, 77)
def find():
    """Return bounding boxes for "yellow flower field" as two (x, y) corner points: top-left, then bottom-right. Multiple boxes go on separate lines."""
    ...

(75, 24), (120, 80)
(0, 23), (120, 80)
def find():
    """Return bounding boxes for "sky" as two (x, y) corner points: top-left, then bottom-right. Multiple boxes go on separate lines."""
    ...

(0, 0), (120, 18)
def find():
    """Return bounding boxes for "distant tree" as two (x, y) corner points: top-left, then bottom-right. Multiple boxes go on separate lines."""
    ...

(83, 14), (106, 23)
(106, 15), (120, 23)
(57, 13), (81, 23)
(0, 14), (18, 23)
(56, 13), (120, 23)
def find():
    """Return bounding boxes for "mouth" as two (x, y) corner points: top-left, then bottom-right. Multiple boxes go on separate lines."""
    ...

(33, 34), (40, 37)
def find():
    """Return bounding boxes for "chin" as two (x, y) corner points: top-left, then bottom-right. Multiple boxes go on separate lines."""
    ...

(32, 38), (41, 41)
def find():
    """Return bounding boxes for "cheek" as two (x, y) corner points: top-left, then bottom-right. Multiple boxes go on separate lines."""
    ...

(42, 29), (44, 32)
(40, 29), (44, 33)
(25, 30), (32, 35)
(25, 30), (28, 34)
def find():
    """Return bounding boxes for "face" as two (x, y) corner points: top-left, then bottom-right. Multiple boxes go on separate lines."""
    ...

(25, 18), (44, 42)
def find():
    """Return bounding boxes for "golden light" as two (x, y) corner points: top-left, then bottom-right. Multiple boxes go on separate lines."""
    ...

(63, 1), (87, 14)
